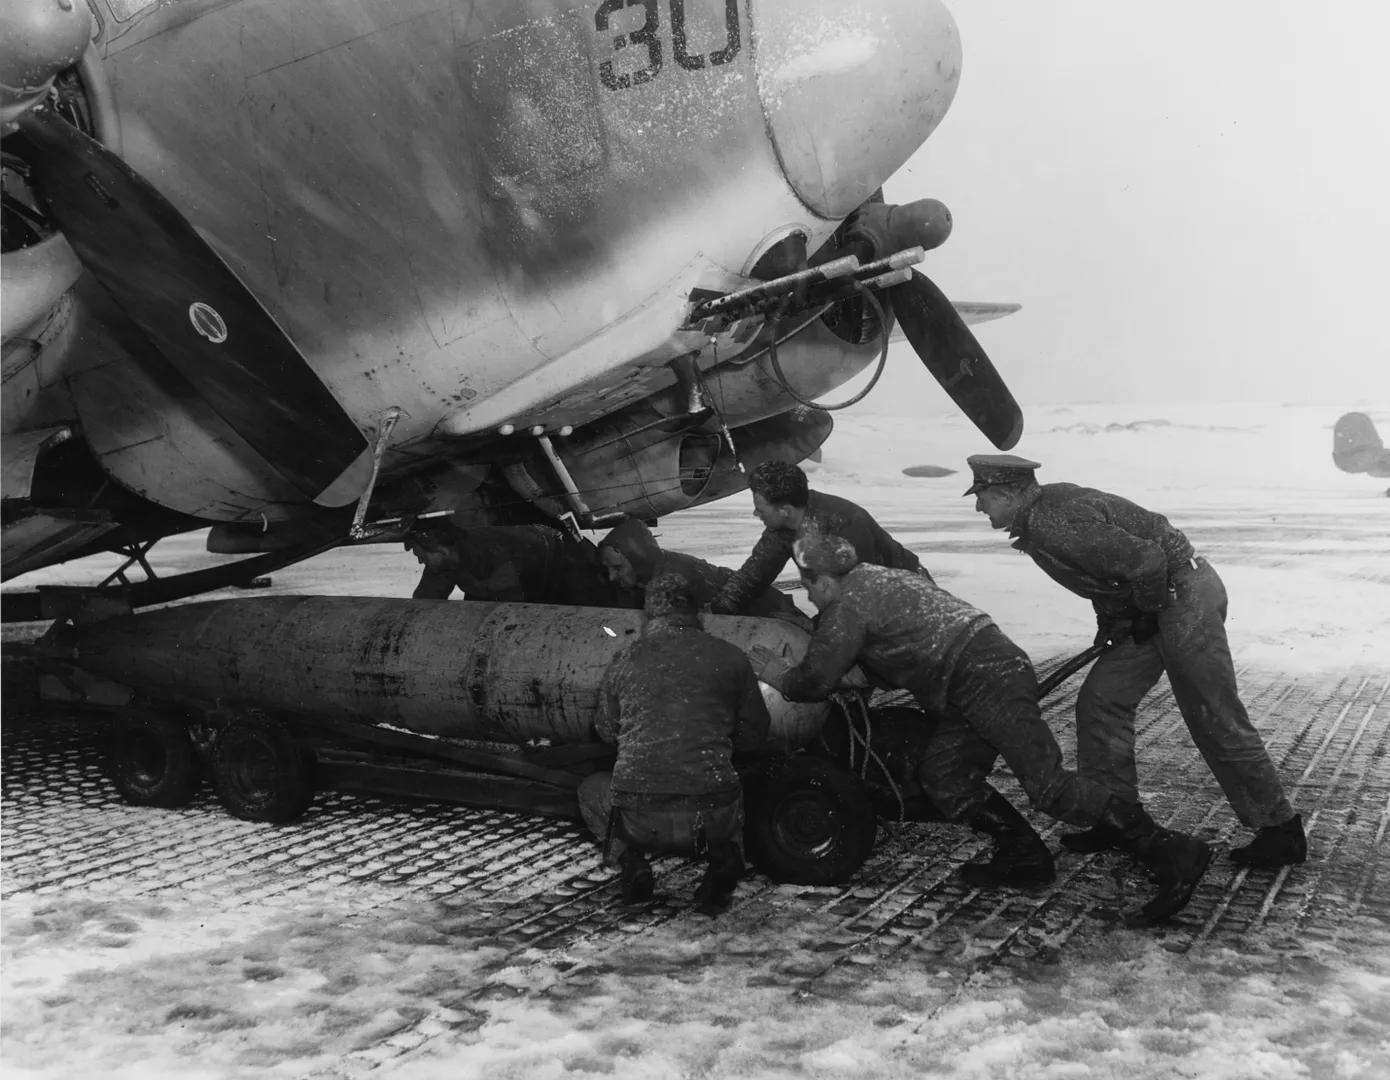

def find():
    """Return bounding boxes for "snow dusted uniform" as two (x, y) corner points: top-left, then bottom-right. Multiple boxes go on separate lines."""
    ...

(578, 610), (770, 862)
(710, 490), (930, 616)
(1010, 483), (1294, 829)
(780, 563), (1113, 824)
(597, 519), (807, 626)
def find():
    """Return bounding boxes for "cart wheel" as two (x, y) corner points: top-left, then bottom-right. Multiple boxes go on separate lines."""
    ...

(213, 722), (315, 823)
(107, 713), (202, 808)
(744, 755), (877, 885)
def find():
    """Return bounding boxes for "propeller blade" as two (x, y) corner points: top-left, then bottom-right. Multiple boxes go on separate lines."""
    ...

(888, 269), (1024, 450)
(16, 105), (371, 506)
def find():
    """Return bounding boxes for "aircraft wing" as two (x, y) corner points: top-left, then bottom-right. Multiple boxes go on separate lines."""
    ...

(952, 302), (1023, 326)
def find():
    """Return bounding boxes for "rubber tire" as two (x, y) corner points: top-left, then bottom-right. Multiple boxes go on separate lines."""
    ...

(107, 714), (202, 808)
(744, 755), (877, 886)
(213, 722), (315, 823)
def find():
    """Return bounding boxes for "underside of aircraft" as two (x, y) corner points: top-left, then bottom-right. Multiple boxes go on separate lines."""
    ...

(2, 0), (1023, 616)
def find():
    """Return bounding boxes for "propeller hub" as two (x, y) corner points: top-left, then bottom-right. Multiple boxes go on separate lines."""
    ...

(0, 0), (91, 127)
(846, 198), (954, 261)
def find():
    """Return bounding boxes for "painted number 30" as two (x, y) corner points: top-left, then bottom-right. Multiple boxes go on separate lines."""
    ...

(596, 0), (741, 91)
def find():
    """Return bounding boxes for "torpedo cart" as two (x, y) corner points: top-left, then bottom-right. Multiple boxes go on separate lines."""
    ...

(42, 596), (901, 885)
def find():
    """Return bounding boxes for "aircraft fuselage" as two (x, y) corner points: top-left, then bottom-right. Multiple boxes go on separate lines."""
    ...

(3, 0), (965, 570)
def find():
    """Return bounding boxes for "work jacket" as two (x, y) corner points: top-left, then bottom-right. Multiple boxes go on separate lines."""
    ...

(711, 490), (928, 616)
(599, 519), (807, 624)
(597, 613), (771, 809)
(1008, 484), (1195, 617)
(414, 525), (610, 604)
(781, 564), (993, 715)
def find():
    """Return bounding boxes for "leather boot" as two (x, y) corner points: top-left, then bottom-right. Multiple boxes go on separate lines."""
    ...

(693, 841), (743, 915)
(958, 787), (1056, 889)
(1229, 814), (1307, 868)
(1098, 797), (1211, 925)
(618, 848), (655, 904)
(1060, 818), (1136, 854)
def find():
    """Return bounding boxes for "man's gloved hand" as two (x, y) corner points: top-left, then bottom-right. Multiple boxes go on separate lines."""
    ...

(837, 664), (871, 690)
(760, 659), (795, 694)
(748, 645), (793, 692)
(748, 644), (779, 671)
(1131, 611), (1161, 644)
(1094, 615), (1132, 648)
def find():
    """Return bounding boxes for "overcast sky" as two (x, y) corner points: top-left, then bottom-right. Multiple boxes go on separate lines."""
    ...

(872, 0), (1390, 407)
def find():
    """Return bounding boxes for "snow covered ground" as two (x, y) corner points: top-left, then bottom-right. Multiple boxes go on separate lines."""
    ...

(3, 401), (1389, 1079)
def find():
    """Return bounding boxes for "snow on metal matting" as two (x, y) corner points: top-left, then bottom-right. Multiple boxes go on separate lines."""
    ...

(4, 659), (1387, 998)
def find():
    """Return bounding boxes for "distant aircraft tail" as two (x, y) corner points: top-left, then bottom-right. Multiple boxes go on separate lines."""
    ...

(1333, 412), (1390, 477)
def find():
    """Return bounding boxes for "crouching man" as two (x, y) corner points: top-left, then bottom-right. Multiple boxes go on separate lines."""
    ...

(763, 536), (1213, 925)
(578, 574), (771, 913)
(405, 519), (610, 605)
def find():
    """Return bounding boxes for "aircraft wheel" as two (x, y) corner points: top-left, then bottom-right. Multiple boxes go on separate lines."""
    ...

(107, 713), (203, 808)
(213, 721), (315, 823)
(744, 755), (876, 886)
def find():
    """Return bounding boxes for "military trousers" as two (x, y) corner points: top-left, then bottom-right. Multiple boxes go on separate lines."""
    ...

(916, 625), (1113, 826)
(577, 772), (744, 866)
(1075, 558), (1294, 829)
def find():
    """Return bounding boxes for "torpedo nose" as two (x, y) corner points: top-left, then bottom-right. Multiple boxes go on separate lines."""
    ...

(754, 0), (962, 219)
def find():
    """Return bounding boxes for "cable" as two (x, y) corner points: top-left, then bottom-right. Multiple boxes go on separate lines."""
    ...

(766, 285), (891, 412)
(829, 689), (906, 822)
(849, 696), (904, 820)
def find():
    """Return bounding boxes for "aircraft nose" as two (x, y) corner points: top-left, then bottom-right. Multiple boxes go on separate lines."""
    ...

(754, 0), (962, 219)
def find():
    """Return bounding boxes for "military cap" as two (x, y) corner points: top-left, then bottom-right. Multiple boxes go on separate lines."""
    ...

(793, 535), (859, 577)
(644, 571), (699, 617)
(963, 453), (1042, 496)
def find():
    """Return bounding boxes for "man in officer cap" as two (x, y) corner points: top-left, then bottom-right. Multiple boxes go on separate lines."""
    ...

(578, 573), (771, 914)
(760, 535), (1213, 925)
(963, 454), (1305, 867)
(710, 459), (930, 618)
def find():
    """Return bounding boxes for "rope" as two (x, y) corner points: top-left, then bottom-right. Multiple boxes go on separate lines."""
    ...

(766, 285), (891, 412)
(850, 697), (905, 822)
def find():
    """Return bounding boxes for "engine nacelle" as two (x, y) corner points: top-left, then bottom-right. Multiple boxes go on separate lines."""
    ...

(0, 232), (83, 340)
(502, 406), (833, 524)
